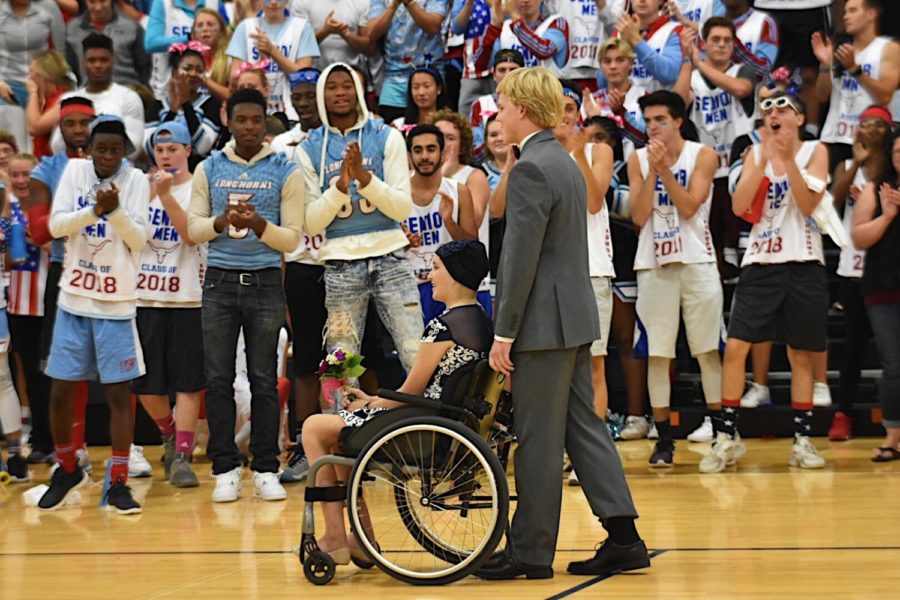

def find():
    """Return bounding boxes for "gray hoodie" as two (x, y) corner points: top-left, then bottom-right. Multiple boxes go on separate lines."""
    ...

(0, 0), (65, 86)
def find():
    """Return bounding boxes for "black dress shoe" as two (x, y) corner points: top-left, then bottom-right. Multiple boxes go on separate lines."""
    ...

(566, 540), (651, 576)
(475, 551), (553, 580)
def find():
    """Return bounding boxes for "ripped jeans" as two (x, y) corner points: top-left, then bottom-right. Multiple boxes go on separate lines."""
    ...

(324, 251), (423, 373)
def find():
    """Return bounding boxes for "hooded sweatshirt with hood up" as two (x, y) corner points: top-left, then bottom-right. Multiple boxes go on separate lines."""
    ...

(296, 62), (412, 261)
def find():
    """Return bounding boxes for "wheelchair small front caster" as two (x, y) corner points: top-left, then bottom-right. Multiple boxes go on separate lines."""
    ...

(303, 550), (336, 585)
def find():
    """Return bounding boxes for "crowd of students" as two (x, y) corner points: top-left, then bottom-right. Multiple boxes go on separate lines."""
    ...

(0, 0), (897, 515)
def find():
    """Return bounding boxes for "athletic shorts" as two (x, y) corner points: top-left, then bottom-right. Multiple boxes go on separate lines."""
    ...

(611, 218), (639, 303)
(636, 262), (724, 358)
(132, 307), (206, 395)
(284, 262), (327, 376)
(45, 308), (145, 384)
(770, 7), (832, 69)
(727, 262), (828, 351)
(590, 277), (613, 357)
(417, 282), (493, 324)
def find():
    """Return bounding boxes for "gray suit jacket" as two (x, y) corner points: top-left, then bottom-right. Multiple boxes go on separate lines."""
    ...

(495, 129), (601, 352)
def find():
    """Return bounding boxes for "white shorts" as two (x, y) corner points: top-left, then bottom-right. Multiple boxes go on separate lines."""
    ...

(635, 262), (723, 359)
(590, 277), (613, 357)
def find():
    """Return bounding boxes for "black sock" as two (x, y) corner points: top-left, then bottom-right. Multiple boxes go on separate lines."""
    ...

(793, 406), (813, 440)
(709, 409), (723, 437)
(654, 419), (672, 445)
(721, 405), (739, 438)
(604, 517), (640, 546)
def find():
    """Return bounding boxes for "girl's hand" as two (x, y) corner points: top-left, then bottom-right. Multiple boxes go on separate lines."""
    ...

(343, 386), (374, 409)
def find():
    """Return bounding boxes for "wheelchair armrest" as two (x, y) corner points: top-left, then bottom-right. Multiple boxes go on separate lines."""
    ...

(376, 389), (467, 416)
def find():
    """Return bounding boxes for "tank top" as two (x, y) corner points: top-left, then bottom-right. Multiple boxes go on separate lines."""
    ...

(634, 141), (715, 270)
(631, 20), (680, 96)
(450, 165), (490, 292)
(137, 181), (208, 307)
(742, 141), (825, 266)
(404, 178), (459, 283)
(499, 15), (564, 76)
(836, 160), (868, 279)
(735, 9), (770, 59)
(690, 64), (754, 179)
(574, 143), (615, 277)
(821, 37), (892, 145)
(557, 0), (604, 77)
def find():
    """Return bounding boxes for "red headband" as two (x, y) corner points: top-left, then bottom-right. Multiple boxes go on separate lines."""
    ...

(859, 105), (892, 125)
(60, 104), (96, 119)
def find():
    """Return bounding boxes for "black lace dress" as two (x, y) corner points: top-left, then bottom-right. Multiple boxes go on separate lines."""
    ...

(339, 304), (494, 427)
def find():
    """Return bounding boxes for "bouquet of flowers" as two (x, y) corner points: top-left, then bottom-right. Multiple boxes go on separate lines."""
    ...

(318, 348), (366, 412)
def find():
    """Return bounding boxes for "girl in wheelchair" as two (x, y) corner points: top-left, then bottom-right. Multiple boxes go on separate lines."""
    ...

(301, 240), (493, 566)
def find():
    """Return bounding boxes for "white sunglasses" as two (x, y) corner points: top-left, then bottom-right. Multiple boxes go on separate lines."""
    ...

(760, 96), (801, 114)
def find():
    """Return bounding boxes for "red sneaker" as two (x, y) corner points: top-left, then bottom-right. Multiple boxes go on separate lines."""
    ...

(828, 411), (852, 441)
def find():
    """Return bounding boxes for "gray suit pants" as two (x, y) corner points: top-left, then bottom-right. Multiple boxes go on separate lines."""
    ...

(509, 344), (639, 566)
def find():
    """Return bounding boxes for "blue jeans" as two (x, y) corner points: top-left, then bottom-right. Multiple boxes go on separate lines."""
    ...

(201, 268), (285, 475)
(324, 251), (423, 372)
(867, 303), (900, 429)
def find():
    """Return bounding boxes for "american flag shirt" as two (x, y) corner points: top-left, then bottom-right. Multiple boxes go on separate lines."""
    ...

(5, 199), (49, 317)
(452, 0), (492, 79)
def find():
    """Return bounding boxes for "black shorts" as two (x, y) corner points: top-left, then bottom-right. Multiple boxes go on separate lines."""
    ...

(132, 307), (206, 395)
(39, 261), (63, 368)
(284, 262), (327, 376)
(769, 6), (832, 69)
(728, 262), (828, 351)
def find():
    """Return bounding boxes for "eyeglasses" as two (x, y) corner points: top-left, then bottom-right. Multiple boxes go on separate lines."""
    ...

(760, 96), (801, 114)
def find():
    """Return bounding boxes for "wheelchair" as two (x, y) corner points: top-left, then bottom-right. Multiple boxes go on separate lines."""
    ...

(299, 359), (514, 586)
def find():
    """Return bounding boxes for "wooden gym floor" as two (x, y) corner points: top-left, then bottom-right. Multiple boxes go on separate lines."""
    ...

(2, 437), (899, 599)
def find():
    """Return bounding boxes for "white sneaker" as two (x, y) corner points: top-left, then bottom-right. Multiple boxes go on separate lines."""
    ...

(647, 421), (658, 439)
(567, 469), (580, 486)
(76, 448), (92, 474)
(213, 467), (243, 502)
(687, 417), (714, 442)
(812, 382), (832, 407)
(619, 416), (650, 440)
(699, 432), (745, 474)
(740, 383), (771, 408)
(789, 436), (826, 469)
(253, 471), (287, 501)
(128, 445), (152, 478)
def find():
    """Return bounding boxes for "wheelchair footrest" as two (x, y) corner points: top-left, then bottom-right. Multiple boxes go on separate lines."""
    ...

(304, 486), (348, 502)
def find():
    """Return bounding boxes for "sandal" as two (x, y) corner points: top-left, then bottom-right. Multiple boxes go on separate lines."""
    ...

(871, 447), (900, 463)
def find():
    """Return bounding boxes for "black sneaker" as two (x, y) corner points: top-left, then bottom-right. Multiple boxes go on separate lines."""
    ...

(648, 440), (674, 468)
(38, 466), (89, 510)
(6, 454), (30, 482)
(105, 481), (143, 515)
(162, 434), (176, 479)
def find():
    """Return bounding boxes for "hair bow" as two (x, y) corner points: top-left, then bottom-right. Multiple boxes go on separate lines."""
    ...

(237, 59), (271, 75)
(169, 40), (210, 55)
(609, 114), (624, 129)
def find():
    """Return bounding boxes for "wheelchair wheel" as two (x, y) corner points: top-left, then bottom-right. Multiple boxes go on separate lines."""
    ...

(303, 550), (336, 585)
(347, 416), (508, 586)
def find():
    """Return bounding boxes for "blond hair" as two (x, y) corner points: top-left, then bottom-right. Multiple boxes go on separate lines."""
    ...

(194, 8), (231, 88)
(32, 50), (74, 91)
(599, 38), (635, 62)
(496, 67), (563, 129)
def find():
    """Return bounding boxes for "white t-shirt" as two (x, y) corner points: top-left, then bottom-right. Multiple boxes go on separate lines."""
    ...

(742, 141), (825, 267)
(137, 180), (208, 308)
(49, 159), (150, 319)
(52, 85), (145, 157)
(291, 0), (369, 70)
(634, 141), (716, 270)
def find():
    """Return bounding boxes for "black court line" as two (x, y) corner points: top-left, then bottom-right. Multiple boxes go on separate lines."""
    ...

(546, 550), (668, 600)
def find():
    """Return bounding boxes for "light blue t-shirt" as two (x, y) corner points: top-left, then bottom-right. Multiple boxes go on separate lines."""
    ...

(368, 0), (448, 87)
(30, 152), (70, 263)
(226, 15), (320, 64)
